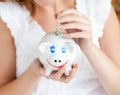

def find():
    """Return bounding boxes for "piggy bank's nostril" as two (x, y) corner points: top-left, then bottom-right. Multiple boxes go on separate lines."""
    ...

(59, 60), (61, 63)
(54, 60), (57, 62)
(54, 60), (62, 63)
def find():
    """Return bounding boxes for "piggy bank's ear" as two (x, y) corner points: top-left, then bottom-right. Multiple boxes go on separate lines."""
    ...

(64, 42), (76, 53)
(38, 42), (51, 54)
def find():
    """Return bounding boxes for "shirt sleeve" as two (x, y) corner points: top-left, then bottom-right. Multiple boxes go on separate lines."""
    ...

(93, 0), (112, 37)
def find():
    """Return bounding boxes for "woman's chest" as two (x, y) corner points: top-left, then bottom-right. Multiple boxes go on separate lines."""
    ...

(39, 17), (57, 33)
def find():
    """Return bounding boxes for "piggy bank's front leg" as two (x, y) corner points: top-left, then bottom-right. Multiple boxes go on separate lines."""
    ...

(65, 66), (72, 75)
(44, 66), (53, 76)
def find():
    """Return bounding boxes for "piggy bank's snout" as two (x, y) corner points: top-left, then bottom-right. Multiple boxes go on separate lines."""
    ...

(54, 59), (62, 63)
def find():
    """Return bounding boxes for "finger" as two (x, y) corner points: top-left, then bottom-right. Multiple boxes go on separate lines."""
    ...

(63, 31), (92, 39)
(32, 58), (40, 71)
(58, 8), (86, 18)
(61, 66), (77, 83)
(60, 64), (78, 83)
(45, 71), (56, 80)
(33, 58), (40, 64)
(53, 66), (66, 80)
(60, 22), (91, 31)
(47, 66), (66, 80)
(58, 14), (90, 25)
(31, 58), (45, 76)
(72, 64), (78, 69)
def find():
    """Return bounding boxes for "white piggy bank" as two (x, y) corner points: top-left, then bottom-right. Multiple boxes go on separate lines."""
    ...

(38, 32), (78, 75)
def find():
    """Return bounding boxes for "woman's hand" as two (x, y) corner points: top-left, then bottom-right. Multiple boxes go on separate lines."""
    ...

(46, 64), (78, 83)
(27, 58), (45, 78)
(57, 8), (93, 50)
(28, 59), (78, 83)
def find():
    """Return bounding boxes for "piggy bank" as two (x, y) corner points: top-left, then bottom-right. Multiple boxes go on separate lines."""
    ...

(38, 32), (78, 75)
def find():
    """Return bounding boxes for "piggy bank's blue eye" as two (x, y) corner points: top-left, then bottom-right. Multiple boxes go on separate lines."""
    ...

(50, 45), (55, 53)
(62, 47), (66, 53)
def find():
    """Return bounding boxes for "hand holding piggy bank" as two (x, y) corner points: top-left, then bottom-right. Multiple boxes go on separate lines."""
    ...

(38, 32), (78, 75)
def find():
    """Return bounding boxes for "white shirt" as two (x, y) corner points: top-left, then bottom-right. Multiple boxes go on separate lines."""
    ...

(0, 0), (111, 95)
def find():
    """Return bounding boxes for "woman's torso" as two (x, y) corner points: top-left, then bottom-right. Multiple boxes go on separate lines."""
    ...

(0, 0), (111, 95)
